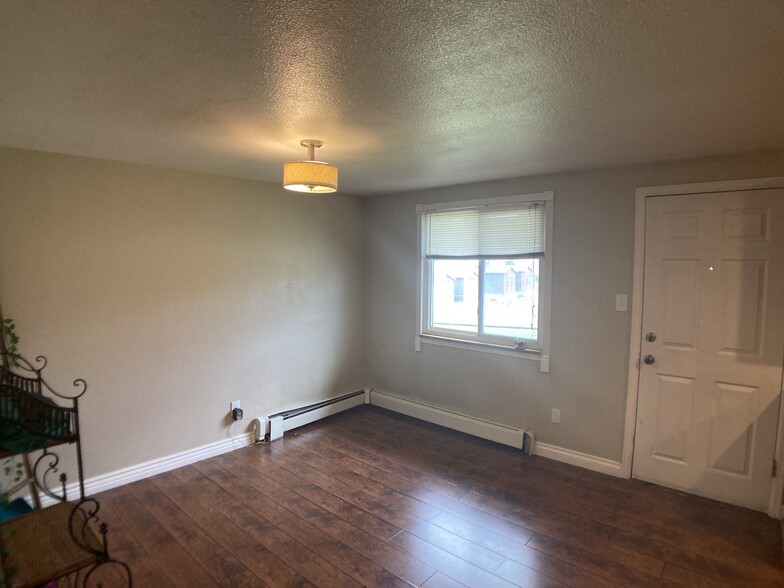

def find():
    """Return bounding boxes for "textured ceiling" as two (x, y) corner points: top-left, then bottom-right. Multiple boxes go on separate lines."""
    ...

(1, 0), (783, 195)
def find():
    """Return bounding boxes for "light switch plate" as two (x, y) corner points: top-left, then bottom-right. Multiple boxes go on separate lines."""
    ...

(615, 294), (628, 312)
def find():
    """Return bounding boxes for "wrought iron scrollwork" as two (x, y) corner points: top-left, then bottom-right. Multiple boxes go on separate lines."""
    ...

(68, 498), (105, 557)
(83, 559), (133, 587)
(2, 351), (86, 501)
(1, 352), (87, 399)
(69, 499), (133, 587)
(0, 351), (130, 585)
(32, 448), (69, 502)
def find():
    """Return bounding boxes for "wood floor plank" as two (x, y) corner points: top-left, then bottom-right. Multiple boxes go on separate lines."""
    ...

(274, 491), (436, 586)
(148, 470), (316, 587)
(494, 556), (610, 588)
(430, 511), (533, 558)
(421, 572), (470, 587)
(289, 433), (472, 510)
(459, 488), (666, 579)
(308, 426), (470, 498)
(591, 506), (783, 571)
(319, 415), (596, 521)
(319, 422), (478, 490)
(191, 458), (296, 525)
(526, 533), (667, 588)
(275, 439), (445, 521)
(222, 445), (404, 542)
(95, 490), (176, 588)
(461, 491), (614, 547)
(212, 448), (293, 498)
(126, 478), (228, 563)
(169, 464), (236, 504)
(660, 563), (741, 588)
(105, 485), (221, 587)
(346, 409), (580, 485)
(493, 559), (575, 588)
(287, 432), (544, 553)
(266, 443), (350, 493)
(280, 514), (414, 587)
(610, 526), (784, 588)
(199, 510), (314, 588)
(201, 553), (269, 588)
(401, 515), (507, 572)
(215, 495), (365, 588)
(333, 484), (441, 530)
(388, 530), (517, 588)
(430, 512), (616, 588)
(343, 415), (597, 519)
(93, 405), (784, 587)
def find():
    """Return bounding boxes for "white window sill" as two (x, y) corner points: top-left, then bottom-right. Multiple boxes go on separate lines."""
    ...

(415, 334), (550, 372)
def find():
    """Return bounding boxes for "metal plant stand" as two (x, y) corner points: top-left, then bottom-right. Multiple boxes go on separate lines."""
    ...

(0, 353), (131, 587)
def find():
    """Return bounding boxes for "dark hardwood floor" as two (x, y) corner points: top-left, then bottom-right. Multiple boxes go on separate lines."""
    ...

(96, 405), (784, 587)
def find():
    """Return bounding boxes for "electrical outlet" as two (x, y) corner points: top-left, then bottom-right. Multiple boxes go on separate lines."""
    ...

(551, 408), (561, 424)
(230, 400), (241, 412)
(615, 294), (628, 312)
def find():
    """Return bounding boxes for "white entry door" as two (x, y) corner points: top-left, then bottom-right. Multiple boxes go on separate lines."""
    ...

(632, 188), (784, 510)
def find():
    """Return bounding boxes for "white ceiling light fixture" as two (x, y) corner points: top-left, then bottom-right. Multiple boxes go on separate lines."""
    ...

(283, 139), (338, 193)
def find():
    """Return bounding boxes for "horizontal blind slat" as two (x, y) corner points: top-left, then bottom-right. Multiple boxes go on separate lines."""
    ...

(425, 201), (545, 257)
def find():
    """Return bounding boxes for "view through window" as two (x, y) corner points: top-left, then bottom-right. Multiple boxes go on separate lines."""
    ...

(430, 258), (540, 340)
(419, 195), (550, 351)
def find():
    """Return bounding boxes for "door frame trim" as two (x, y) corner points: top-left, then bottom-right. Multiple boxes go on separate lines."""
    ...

(621, 176), (784, 517)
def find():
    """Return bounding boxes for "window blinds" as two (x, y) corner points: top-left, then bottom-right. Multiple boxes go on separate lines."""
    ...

(424, 201), (545, 258)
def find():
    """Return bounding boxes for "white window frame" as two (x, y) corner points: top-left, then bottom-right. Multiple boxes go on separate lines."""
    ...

(415, 192), (553, 372)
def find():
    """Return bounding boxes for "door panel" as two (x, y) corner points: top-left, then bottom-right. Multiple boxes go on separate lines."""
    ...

(633, 189), (784, 510)
(651, 374), (694, 461)
(660, 259), (701, 348)
(707, 382), (755, 475)
(718, 259), (765, 354)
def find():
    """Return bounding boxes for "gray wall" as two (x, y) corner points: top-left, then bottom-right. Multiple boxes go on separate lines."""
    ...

(2, 145), (782, 478)
(365, 150), (784, 462)
(0, 147), (368, 478)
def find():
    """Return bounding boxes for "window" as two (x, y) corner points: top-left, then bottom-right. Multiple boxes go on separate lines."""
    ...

(416, 192), (553, 369)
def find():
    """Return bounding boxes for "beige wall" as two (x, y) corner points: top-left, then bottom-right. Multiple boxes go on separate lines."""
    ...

(0, 147), (368, 478)
(365, 150), (784, 462)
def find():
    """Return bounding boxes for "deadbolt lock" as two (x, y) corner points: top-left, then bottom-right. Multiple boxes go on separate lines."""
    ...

(645, 332), (656, 342)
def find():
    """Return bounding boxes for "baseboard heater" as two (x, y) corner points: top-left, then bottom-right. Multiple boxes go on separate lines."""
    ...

(268, 389), (367, 441)
(370, 389), (525, 449)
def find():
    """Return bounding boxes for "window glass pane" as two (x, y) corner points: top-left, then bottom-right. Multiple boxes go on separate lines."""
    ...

(482, 258), (539, 340)
(430, 259), (478, 333)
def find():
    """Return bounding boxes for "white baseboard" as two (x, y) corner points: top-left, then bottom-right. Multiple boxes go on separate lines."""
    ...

(370, 389), (524, 449)
(37, 387), (622, 509)
(534, 441), (622, 477)
(40, 432), (253, 507)
(37, 390), (368, 506)
(370, 389), (622, 477)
